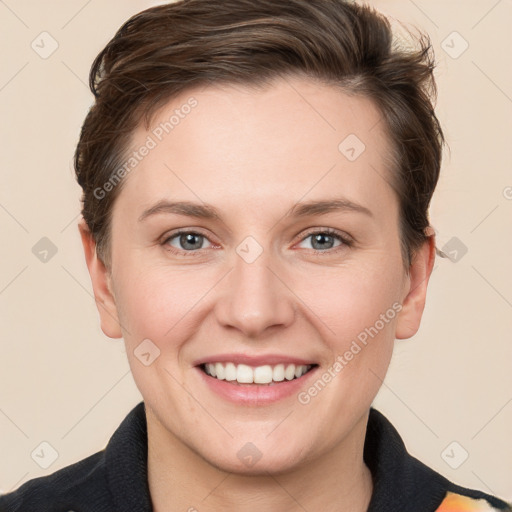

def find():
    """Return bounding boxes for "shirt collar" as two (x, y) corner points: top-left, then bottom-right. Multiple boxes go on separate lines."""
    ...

(105, 401), (152, 511)
(364, 408), (448, 511)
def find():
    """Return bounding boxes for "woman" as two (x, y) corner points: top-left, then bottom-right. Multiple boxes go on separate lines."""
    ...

(1, 0), (510, 511)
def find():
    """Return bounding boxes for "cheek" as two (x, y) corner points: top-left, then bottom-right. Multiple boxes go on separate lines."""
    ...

(113, 263), (215, 345)
(294, 257), (404, 346)
(112, 264), (213, 408)
(295, 261), (402, 412)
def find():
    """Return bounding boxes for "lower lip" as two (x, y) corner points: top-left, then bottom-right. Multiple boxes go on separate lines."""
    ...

(195, 366), (319, 405)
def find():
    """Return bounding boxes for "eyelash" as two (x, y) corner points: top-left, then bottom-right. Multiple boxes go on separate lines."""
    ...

(160, 228), (354, 257)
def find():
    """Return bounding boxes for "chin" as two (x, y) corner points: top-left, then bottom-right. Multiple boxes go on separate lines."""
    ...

(207, 449), (305, 477)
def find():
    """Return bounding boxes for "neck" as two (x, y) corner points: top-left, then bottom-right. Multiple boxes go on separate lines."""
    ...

(147, 409), (373, 512)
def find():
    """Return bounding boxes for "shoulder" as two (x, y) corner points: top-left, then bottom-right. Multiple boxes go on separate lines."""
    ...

(0, 449), (111, 512)
(0, 402), (149, 512)
(366, 408), (511, 512)
(436, 491), (512, 511)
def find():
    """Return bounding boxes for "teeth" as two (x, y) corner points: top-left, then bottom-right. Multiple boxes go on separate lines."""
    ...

(273, 364), (285, 382)
(206, 363), (216, 377)
(203, 362), (312, 384)
(237, 364), (253, 383)
(254, 365), (272, 384)
(224, 362), (237, 381)
(284, 364), (296, 380)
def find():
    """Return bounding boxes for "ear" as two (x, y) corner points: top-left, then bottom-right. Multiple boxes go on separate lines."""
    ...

(78, 219), (123, 339)
(395, 232), (436, 340)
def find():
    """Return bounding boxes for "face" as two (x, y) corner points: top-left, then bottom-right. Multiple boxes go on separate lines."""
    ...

(82, 75), (433, 475)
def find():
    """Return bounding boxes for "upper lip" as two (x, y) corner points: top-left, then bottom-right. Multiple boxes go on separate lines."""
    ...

(193, 353), (318, 367)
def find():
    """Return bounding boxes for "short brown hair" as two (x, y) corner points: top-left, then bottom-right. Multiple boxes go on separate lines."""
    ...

(75, 0), (444, 268)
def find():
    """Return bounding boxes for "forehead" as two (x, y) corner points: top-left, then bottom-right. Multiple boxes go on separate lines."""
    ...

(116, 76), (396, 218)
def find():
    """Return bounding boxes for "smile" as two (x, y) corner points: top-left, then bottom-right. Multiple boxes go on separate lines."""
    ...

(201, 362), (316, 386)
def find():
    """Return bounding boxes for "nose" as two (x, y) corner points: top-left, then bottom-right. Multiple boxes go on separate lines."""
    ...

(214, 246), (295, 338)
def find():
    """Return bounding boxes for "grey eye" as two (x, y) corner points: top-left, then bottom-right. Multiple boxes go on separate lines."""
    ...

(168, 232), (211, 251)
(298, 232), (342, 251)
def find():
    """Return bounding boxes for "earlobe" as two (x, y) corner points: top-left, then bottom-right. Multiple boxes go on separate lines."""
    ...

(78, 219), (123, 339)
(395, 233), (436, 340)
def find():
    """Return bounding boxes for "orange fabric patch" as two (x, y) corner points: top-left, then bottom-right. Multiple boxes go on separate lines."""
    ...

(436, 492), (498, 511)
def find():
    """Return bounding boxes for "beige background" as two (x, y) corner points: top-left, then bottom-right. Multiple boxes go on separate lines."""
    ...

(1, 0), (511, 501)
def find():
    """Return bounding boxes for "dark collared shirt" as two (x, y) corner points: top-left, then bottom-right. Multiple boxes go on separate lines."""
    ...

(0, 402), (509, 511)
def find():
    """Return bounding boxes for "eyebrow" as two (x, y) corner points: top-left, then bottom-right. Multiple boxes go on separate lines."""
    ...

(138, 200), (221, 222)
(288, 198), (373, 219)
(138, 198), (373, 223)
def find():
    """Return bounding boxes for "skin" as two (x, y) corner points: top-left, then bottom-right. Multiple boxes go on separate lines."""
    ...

(79, 75), (435, 512)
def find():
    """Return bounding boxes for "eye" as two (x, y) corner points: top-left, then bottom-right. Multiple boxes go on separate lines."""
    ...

(296, 229), (352, 251)
(160, 228), (352, 256)
(164, 231), (212, 252)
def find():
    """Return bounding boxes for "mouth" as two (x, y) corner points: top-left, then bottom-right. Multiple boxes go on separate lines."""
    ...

(199, 362), (318, 386)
